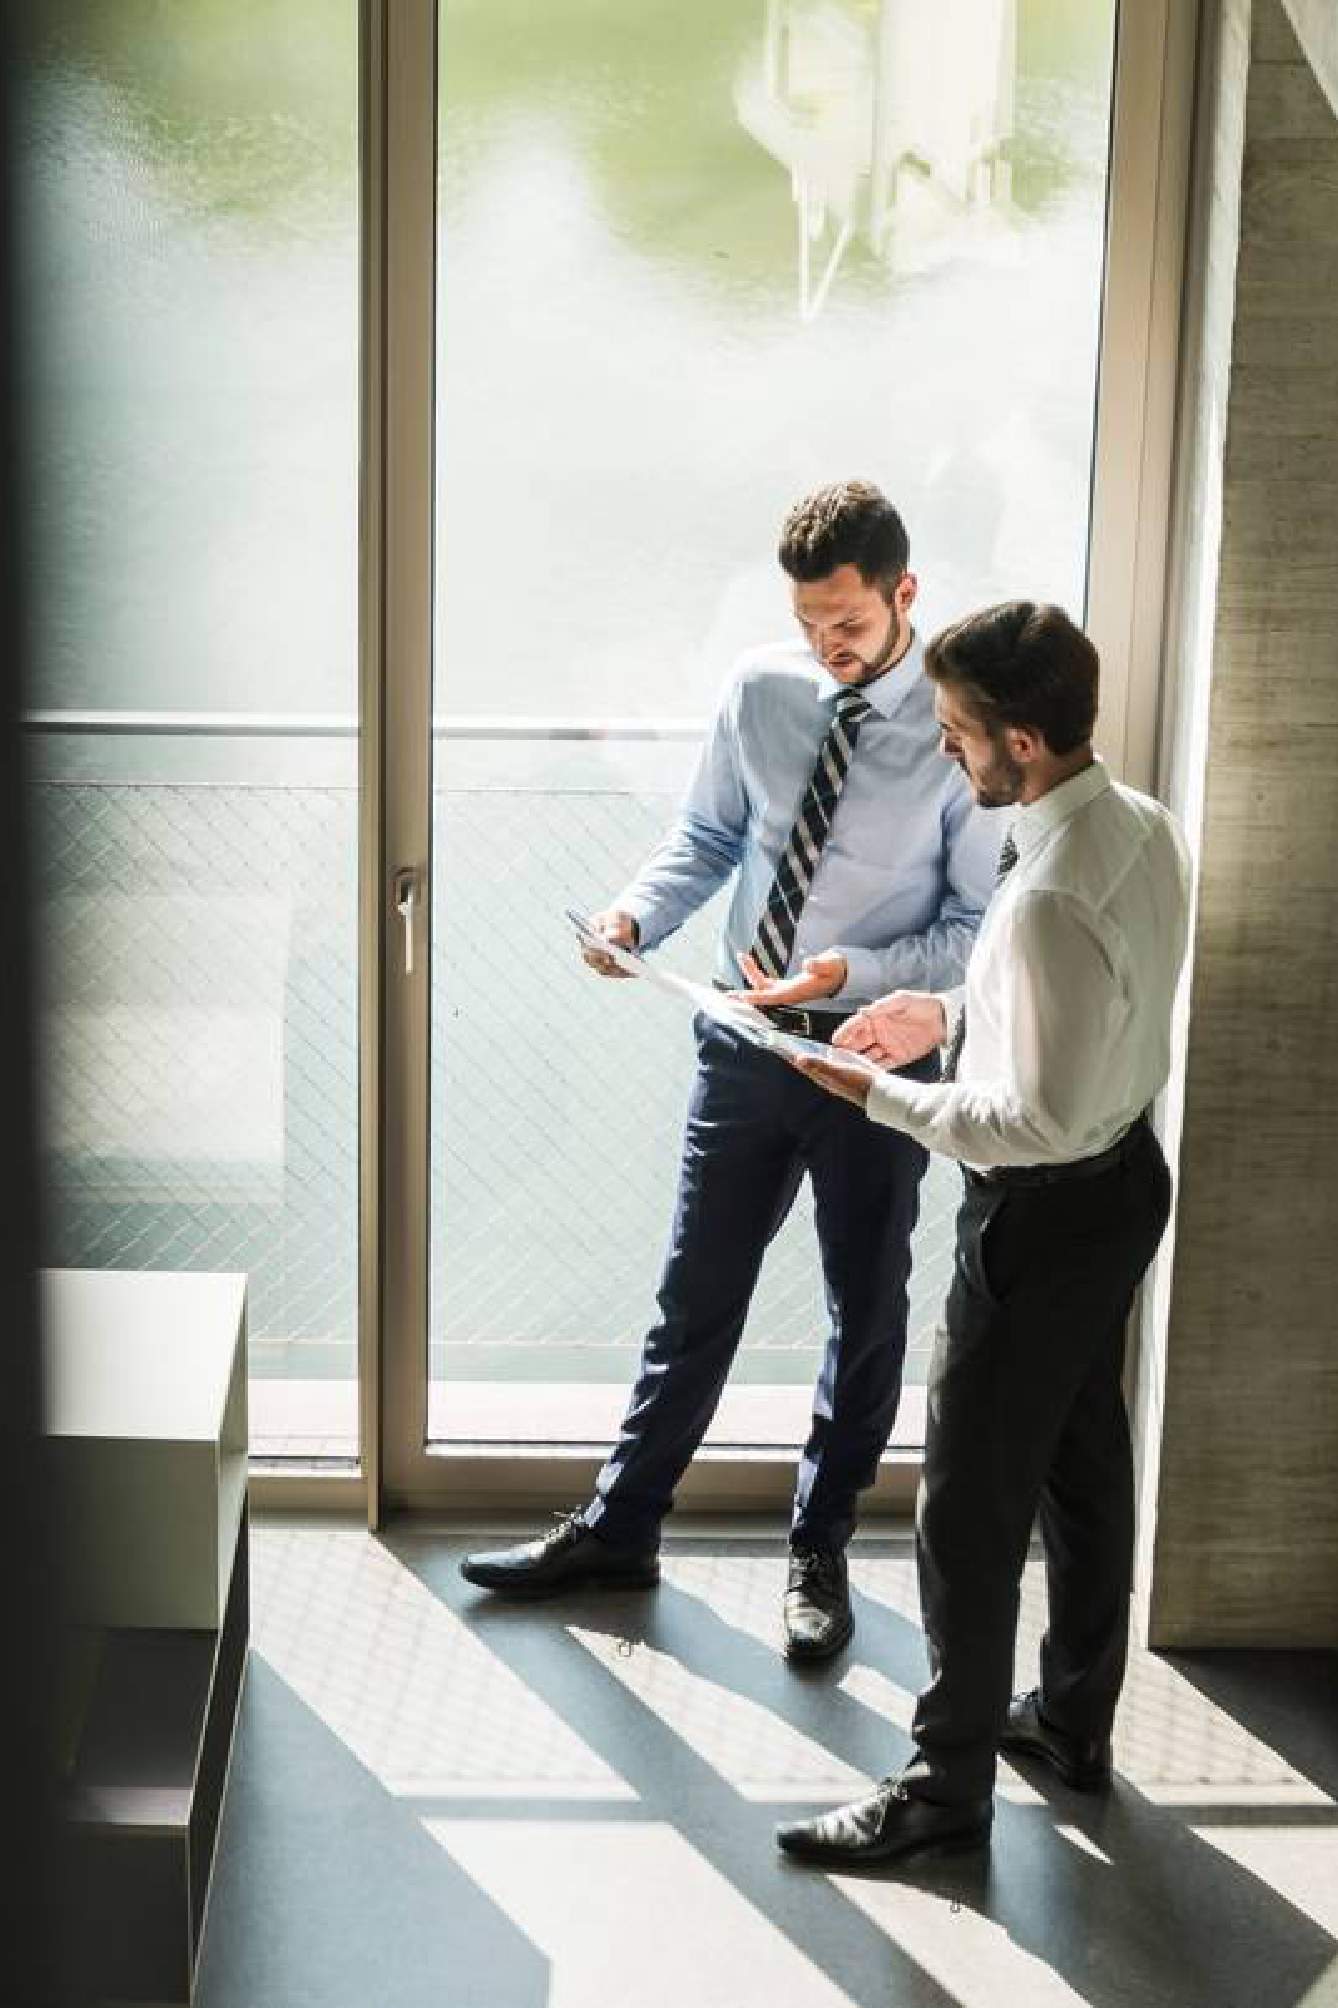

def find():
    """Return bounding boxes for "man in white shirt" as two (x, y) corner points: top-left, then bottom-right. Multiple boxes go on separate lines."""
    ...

(773, 600), (1191, 1867)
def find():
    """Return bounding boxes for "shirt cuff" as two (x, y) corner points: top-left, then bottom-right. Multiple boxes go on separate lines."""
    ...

(829, 944), (887, 1006)
(940, 987), (965, 1048)
(865, 1067), (936, 1137)
(609, 891), (657, 951)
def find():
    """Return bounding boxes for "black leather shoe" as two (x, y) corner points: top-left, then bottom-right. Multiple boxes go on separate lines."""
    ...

(1000, 1688), (1112, 1791)
(783, 1545), (853, 1662)
(459, 1512), (660, 1597)
(777, 1776), (992, 1867)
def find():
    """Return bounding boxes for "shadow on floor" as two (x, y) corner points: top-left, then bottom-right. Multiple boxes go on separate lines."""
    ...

(386, 1529), (1337, 2008)
(194, 1653), (551, 2008)
(195, 1526), (1337, 2008)
(1162, 1649), (1338, 1797)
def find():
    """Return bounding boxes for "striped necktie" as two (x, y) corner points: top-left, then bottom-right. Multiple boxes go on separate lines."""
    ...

(941, 829), (1019, 1083)
(749, 689), (875, 980)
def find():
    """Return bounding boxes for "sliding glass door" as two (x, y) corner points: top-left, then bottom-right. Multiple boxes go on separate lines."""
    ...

(416, 0), (1124, 1469)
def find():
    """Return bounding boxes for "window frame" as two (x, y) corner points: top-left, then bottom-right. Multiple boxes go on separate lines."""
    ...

(249, 0), (1203, 1522)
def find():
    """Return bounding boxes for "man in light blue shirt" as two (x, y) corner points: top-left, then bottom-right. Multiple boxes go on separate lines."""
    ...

(461, 481), (1002, 1654)
(622, 612), (993, 1003)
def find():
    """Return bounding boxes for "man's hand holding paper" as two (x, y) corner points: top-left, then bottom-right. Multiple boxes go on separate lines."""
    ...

(781, 1045), (879, 1109)
(785, 988), (947, 1106)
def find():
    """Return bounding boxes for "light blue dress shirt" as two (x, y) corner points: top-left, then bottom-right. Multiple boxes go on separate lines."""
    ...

(615, 634), (1006, 1009)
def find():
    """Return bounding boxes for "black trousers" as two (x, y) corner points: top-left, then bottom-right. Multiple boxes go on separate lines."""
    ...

(585, 1016), (935, 1553)
(905, 1119), (1172, 1803)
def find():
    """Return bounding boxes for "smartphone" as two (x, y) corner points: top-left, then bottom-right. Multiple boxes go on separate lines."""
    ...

(564, 907), (644, 971)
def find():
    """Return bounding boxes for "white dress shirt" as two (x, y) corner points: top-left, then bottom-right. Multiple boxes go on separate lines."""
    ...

(865, 760), (1191, 1169)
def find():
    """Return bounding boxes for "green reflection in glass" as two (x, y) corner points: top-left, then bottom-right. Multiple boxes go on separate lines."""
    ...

(433, 0), (1118, 721)
(21, 0), (358, 716)
(438, 0), (1114, 305)
(32, 0), (355, 228)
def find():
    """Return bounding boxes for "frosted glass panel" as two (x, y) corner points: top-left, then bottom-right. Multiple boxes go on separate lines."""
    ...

(22, 2), (361, 1460)
(23, 3), (358, 713)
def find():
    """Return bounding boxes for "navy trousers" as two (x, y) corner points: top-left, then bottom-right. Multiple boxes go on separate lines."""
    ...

(584, 1015), (935, 1553)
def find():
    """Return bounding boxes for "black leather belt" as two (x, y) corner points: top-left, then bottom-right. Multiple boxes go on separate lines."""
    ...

(965, 1116), (1151, 1189)
(758, 1004), (854, 1044)
(709, 979), (854, 1046)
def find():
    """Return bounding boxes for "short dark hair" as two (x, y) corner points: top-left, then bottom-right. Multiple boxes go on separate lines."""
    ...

(924, 601), (1098, 756)
(778, 480), (909, 598)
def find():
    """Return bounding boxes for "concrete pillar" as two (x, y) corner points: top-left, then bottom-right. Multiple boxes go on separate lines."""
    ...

(1137, 0), (1338, 1645)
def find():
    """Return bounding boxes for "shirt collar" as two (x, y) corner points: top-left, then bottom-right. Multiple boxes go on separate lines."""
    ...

(812, 630), (923, 720)
(1011, 756), (1110, 857)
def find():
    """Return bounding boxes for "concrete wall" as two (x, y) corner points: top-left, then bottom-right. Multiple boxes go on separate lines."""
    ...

(1140, 0), (1338, 1645)
(1282, 0), (1338, 116)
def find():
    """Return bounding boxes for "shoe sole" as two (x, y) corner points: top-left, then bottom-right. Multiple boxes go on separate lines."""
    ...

(999, 1733), (1111, 1793)
(778, 1819), (993, 1868)
(782, 1612), (854, 1664)
(459, 1562), (661, 1598)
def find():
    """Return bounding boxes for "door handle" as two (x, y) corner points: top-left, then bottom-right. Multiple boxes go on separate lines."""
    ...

(393, 866), (421, 976)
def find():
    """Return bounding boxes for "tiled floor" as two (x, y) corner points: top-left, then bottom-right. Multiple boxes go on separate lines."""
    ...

(195, 1520), (1338, 2008)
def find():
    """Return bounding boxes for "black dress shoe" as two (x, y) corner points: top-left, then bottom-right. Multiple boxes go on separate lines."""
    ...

(783, 1546), (853, 1662)
(777, 1775), (993, 1867)
(999, 1688), (1112, 1791)
(459, 1512), (660, 1597)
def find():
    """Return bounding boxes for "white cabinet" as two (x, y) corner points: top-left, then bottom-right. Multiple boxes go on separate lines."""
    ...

(44, 1268), (247, 1630)
(47, 1268), (251, 2005)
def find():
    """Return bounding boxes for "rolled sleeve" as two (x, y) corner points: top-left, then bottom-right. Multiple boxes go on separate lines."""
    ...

(861, 891), (1125, 1166)
(828, 791), (1007, 1002)
(613, 687), (749, 950)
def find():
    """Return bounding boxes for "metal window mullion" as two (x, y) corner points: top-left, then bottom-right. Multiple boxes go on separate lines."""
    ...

(1086, 0), (1200, 792)
(357, 0), (387, 1530)
(366, 0), (437, 1522)
(1082, 0), (1200, 1568)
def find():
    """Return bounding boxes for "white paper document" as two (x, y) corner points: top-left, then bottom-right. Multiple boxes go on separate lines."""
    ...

(564, 909), (880, 1078)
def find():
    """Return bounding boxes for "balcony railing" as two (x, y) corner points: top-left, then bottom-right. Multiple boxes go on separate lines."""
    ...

(29, 711), (959, 1402)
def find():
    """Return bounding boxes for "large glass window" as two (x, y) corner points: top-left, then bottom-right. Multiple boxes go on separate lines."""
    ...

(428, 0), (1119, 1445)
(19, 0), (1128, 1476)
(22, 1), (361, 1461)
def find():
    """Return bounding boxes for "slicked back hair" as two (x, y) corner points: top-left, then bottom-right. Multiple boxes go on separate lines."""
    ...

(925, 601), (1099, 756)
(778, 480), (909, 599)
